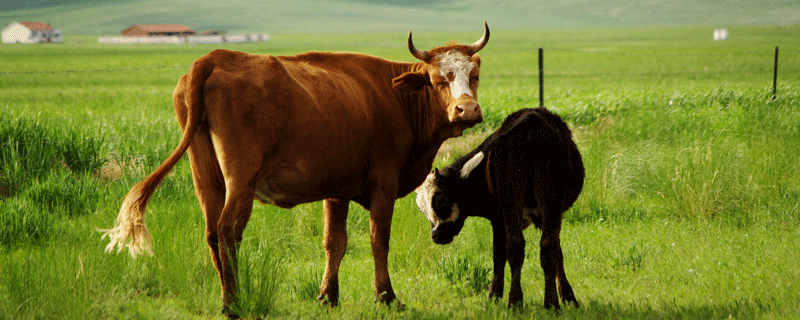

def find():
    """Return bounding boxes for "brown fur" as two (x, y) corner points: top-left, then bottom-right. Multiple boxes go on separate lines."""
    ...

(101, 27), (489, 317)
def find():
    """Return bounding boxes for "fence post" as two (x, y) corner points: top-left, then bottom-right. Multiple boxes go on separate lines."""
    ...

(539, 47), (544, 108)
(773, 46), (779, 101)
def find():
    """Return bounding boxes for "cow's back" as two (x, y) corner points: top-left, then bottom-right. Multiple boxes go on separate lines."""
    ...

(172, 49), (427, 208)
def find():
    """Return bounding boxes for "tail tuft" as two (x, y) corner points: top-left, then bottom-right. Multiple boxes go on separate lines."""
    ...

(98, 193), (154, 258)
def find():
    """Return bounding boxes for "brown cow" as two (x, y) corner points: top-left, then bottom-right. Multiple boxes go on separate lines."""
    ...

(415, 107), (584, 310)
(100, 23), (489, 317)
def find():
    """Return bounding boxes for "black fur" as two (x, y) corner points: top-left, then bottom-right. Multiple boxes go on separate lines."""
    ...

(425, 107), (584, 310)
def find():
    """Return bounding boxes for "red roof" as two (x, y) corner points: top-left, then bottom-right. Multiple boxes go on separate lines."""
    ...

(124, 24), (195, 34)
(18, 21), (54, 31)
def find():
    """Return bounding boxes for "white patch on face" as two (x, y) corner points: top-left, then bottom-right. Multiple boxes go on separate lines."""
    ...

(415, 172), (460, 228)
(415, 173), (438, 224)
(437, 50), (476, 99)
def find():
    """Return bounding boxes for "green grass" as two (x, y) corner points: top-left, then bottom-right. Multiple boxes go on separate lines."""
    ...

(1, 25), (800, 319)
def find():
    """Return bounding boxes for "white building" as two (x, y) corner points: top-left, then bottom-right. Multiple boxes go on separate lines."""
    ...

(2, 21), (63, 44)
(713, 28), (729, 41)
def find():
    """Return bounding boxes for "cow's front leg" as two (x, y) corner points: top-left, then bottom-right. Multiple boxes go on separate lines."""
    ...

(319, 199), (349, 307)
(368, 191), (398, 306)
(488, 218), (506, 300)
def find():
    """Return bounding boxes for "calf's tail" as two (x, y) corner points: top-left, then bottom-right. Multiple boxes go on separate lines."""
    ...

(99, 58), (214, 257)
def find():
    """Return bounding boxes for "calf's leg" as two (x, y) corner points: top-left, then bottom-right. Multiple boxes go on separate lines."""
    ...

(501, 203), (526, 307)
(539, 204), (565, 310)
(319, 199), (349, 306)
(488, 219), (506, 300)
(557, 249), (579, 307)
(505, 222), (526, 308)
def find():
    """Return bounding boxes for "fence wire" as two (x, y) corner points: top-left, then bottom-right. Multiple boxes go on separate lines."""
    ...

(1, 45), (796, 168)
(546, 47), (771, 56)
(0, 65), (191, 75)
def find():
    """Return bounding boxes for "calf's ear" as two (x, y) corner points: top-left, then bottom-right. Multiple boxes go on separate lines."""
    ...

(460, 152), (485, 179)
(392, 71), (431, 92)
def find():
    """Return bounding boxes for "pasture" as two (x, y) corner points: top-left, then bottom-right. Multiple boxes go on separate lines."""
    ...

(1, 25), (800, 319)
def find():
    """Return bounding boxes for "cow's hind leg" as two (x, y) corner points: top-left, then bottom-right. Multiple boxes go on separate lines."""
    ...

(176, 89), (230, 311)
(216, 186), (255, 317)
(185, 130), (226, 291)
(319, 199), (349, 307)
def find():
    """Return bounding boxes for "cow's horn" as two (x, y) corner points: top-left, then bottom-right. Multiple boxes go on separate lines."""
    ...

(467, 22), (490, 55)
(408, 31), (429, 61)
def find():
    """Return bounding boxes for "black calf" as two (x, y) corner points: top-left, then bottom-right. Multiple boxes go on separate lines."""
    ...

(416, 107), (584, 310)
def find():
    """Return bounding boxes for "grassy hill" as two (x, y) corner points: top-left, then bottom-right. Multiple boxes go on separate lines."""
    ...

(1, 0), (799, 36)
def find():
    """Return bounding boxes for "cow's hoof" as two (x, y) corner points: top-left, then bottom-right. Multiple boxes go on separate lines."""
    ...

(221, 306), (240, 319)
(375, 291), (394, 304)
(375, 291), (405, 310)
(318, 293), (339, 308)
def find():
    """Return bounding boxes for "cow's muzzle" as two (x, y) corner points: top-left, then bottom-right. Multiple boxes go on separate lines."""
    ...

(450, 99), (482, 126)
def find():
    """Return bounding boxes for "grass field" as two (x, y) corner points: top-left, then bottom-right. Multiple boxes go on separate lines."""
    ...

(2, 25), (800, 319)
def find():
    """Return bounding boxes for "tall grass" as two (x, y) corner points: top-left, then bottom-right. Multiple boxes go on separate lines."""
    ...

(0, 115), (106, 247)
(231, 240), (285, 318)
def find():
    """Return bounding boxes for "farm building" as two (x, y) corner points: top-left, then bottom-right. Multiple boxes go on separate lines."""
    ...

(121, 24), (195, 36)
(1, 21), (63, 44)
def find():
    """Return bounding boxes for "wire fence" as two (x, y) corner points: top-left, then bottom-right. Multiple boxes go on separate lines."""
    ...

(2, 46), (796, 102)
(1, 45), (797, 170)
(0, 64), (190, 75)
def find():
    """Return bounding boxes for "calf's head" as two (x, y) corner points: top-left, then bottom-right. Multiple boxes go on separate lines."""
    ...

(392, 22), (489, 135)
(415, 152), (485, 244)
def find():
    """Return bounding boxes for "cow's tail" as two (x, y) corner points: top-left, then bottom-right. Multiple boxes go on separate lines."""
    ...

(99, 58), (214, 258)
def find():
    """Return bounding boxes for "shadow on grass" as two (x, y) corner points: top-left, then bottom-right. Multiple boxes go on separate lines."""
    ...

(558, 299), (771, 320)
(339, 297), (775, 320)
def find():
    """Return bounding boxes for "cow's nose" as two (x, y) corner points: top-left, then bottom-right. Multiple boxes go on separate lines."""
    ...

(456, 100), (482, 122)
(457, 100), (478, 115)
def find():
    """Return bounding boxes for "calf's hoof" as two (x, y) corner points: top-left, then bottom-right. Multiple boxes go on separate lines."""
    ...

(487, 290), (503, 301)
(508, 298), (524, 309)
(564, 297), (580, 308)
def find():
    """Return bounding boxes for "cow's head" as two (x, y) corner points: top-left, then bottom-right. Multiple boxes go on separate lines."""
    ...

(392, 22), (489, 134)
(415, 152), (485, 244)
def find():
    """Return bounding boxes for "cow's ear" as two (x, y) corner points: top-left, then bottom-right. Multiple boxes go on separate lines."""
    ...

(392, 71), (431, 92)
(472, 54), (481, 67)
